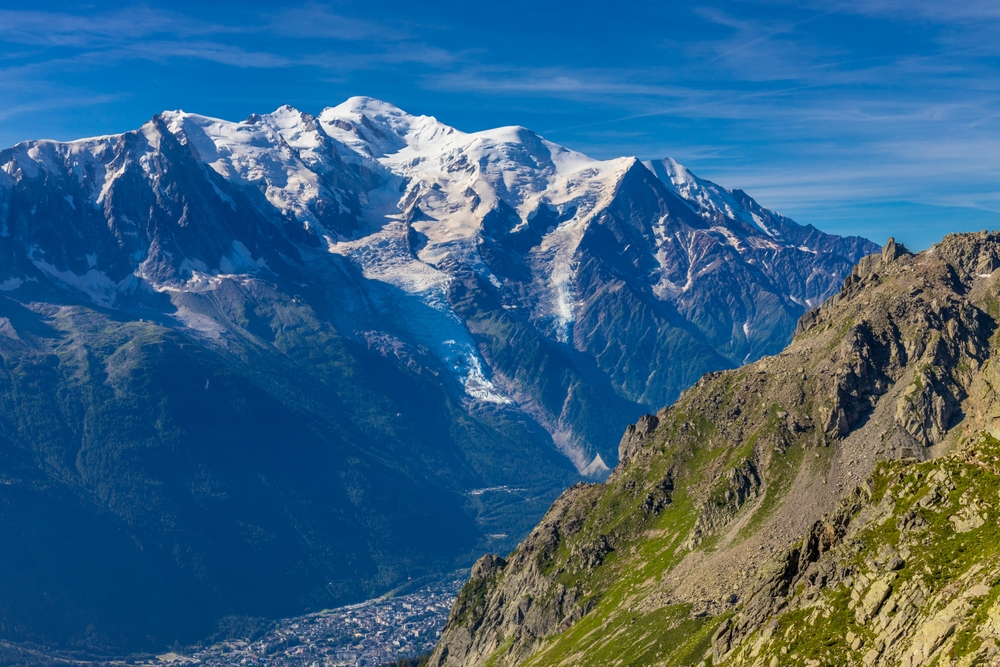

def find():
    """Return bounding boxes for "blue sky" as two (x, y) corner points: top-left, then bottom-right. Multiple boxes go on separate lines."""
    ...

(1, 1), (998, 250)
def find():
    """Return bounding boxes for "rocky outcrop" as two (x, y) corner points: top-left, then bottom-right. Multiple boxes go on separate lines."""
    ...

(687, 458), (762, 549)
(429, 483), (605, 667)
(617, 413), (661, 465)
(430, 232), (1000, 667)
(713, 484), (869, 662)
(717, 433), (1000, 667)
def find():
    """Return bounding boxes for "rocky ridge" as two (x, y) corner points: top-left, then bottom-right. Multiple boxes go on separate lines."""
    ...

(429, 231), (1000, 667)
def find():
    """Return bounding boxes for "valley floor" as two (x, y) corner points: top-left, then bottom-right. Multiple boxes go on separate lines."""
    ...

(1, 576), (463, 667)
(181, 576), (463, 667)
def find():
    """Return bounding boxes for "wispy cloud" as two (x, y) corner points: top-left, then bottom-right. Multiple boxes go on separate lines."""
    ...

(0, 4), (459, 73)
(0, 3), (464, 129)
(118, 40), (293, 68)
(0, 8), (229, 47)
(836, 0), (1000, 23)
(266, 4), (407, 41)
(0, 92), (124, 124)
(425, 67), (695, 97)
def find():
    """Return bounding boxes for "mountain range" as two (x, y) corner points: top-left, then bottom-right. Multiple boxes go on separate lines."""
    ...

(0, 98), (875, 651)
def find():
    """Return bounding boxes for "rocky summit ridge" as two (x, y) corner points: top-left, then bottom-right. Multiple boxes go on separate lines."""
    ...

(429, 231), (1000, 667)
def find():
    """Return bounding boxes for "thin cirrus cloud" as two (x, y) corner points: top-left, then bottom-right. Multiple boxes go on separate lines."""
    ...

(0, 6), (460, 74)
(266, 5), (408, 42)
(425, 63), (969, 136)
(834, 0), (1000, 22)
(0, 93), (125, 124)
(424, 68), (693, 98)
(0, 8), (230, 47)
(0, 7), (293, 91)
(0, 4), (461, 132)
(0, 5), (442, 65)
(118, 40), (293, 68)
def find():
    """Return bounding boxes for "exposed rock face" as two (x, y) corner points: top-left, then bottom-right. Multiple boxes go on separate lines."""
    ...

(429, 232), (1000, 667)
(687, 458), (762, 549)
(433, 483), (605, 667)
(714, 435), (1000, 667)
(617, 413), (660, 465)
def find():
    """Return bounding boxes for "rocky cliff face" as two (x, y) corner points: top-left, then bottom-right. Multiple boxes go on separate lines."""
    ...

(429, 232), (1000, 667)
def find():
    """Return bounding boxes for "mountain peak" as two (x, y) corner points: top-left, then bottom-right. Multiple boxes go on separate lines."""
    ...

(644, 157), (782, 238)
(266, 103), (312, 122)
(319, 96), (459, 158)
(0, 98), (878, 467)
(333, 95), (410, 117)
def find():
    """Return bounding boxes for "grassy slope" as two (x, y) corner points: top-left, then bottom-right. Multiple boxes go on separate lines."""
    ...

(431, 233), (1000, 667)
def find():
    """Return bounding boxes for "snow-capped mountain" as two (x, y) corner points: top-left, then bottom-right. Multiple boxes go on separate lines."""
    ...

(0, 98), (876, 650)
(0, 98), (878, 470)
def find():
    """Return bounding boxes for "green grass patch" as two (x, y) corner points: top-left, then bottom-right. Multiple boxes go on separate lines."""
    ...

(523, 602), (724, 667)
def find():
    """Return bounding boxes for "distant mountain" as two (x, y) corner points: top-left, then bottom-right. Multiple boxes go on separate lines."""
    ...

(0, 98), (875, 651)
